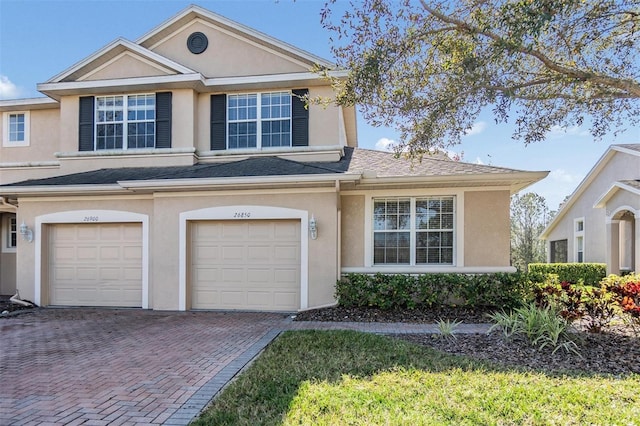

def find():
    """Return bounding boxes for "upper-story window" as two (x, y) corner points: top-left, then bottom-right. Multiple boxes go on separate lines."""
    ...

(227, 92), (291, 149)
(95, 94), (155, 150)
(2, 111), (30, 147)
(79, 92), (171, 152)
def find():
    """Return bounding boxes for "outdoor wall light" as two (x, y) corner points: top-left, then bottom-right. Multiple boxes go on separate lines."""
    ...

(20, 221), (33, 243)
(309, 215), (318, 240)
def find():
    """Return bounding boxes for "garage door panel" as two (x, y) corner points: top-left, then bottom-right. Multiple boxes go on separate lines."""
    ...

(49, 223), (142, 307)
(191, 219), (300, 311)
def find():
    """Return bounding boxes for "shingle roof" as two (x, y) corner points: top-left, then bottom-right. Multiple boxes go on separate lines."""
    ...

(4, 147), (533, 188)
(346, 148), (528, 177)
(616, 144), (640, 153)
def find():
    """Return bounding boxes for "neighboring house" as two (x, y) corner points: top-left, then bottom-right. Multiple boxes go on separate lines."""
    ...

(0, 5), (547, 311)
(540, 144), (640, 274)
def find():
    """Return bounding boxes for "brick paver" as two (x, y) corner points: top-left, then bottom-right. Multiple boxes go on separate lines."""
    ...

(0, 309), (288, 425)
(1, 309), (491, 425)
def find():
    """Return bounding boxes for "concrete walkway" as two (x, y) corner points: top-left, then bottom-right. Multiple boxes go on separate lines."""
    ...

(0, 309), (490, 425)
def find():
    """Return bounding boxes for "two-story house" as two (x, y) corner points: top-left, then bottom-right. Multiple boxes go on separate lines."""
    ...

(0, 5), (547, 311)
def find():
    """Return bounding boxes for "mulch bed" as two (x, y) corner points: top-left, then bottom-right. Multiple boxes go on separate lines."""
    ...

(296, 305), (640, 375)
(0, 295), (36, 316)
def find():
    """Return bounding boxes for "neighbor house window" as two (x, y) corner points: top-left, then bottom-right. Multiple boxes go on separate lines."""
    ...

(574, 218), (585, 263)
(227, 91), (291, 149)
(373, 196), (455, 265)
(95, 94), (155, 150)
(3, 111), (30, 147)
(550, 239), (568, 263)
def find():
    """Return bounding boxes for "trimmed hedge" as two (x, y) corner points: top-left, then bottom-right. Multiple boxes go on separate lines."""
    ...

(528, 263), (606, 286)
(336, 272), (537, 310)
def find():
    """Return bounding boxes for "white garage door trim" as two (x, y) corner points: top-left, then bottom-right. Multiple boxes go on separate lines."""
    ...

(35, 210), (150, 308)
(179, 205), (309, 311)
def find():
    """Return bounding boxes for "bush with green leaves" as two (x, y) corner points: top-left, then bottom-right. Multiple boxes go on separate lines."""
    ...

(488, 304), (579, 354)
(335, 272), (536, 310)
(528, 263), (606, 286)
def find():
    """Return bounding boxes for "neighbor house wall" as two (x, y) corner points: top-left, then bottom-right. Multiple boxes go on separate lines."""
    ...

(545, 151), (639, 263)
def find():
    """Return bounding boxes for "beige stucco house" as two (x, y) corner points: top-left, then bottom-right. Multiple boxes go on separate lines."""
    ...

(0, 5), (547, 311)
(540, 144), (640, 274)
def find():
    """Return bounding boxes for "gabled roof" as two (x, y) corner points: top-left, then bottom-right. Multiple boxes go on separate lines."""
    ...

(136, 4), (335, 69)
(594, 180), (640, 208)
(0, 148), (547, 195)
(541, 144), (640, 238)
(45, 38), (197, 84)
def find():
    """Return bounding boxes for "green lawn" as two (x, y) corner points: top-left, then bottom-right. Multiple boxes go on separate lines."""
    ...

(193, 330), (639, 426)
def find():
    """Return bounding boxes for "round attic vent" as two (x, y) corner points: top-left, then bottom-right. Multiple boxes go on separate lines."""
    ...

(187, 32), (208, 54)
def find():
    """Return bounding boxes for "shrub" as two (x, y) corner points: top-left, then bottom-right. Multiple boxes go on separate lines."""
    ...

(488, 304), (579, 354)
(603, 273), (640, 326)
(528, 263), (606, 286)
(335, 272), (536, 310)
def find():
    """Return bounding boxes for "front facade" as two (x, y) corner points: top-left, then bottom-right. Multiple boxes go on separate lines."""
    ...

(0, 6), (546, 310)
(541, 145), (640, 274)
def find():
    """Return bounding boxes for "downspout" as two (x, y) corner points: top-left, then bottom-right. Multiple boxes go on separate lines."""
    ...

(336, 180), (341, 282)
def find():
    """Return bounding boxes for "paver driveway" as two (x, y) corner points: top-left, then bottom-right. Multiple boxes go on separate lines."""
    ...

(0, 308), (288, 425)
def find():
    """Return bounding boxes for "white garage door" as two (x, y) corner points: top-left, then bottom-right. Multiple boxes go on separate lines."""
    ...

(49, 223), (143, 307)
(191, 220), (300, 311)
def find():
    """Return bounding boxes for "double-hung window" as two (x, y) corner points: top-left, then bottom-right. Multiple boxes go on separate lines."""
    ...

(373, 196), (455, 265)
(3, 111), (29, 147)
(227, 91), (291, 149)
(574, 218), (585, 263)
(2, 215), (17, 253)
(95, 94), (155, 150)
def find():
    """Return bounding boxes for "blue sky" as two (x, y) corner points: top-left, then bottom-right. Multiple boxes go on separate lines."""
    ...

(1, 0), (637, 210)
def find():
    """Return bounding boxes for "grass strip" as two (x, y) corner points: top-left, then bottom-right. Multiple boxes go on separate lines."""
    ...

(193, 330), (639, 426)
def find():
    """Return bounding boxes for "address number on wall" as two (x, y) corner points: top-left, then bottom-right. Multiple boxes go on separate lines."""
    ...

(83, 216), (100, 222)
(233, 212), (252, 218)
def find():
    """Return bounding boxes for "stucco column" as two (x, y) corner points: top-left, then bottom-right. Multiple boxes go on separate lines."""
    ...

(607, 220), (620, 275)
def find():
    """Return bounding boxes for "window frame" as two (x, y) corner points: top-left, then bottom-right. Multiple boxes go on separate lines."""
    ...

(2, 214), (17, 253)
(549, 239), (568, 263)
(94, 93), (156, 150)
(226, 90), (292, 150)
(372, 196), (456, 266)
(573, 217), (585, 263)
(2, 111), (30, 147)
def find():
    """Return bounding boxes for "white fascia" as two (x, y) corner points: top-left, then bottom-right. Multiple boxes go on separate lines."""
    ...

(0, 98), (59, 111)
(37, 73), (205, 95)
(119, 173), (361, 191)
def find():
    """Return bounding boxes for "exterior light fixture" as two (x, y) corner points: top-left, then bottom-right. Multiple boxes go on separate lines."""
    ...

(309, 215), (318, 240)
(19, 221), (33, 243)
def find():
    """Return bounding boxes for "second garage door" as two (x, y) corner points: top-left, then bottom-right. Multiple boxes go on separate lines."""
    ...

(191, 220), (300, 311)
(48, 223), (143, 307)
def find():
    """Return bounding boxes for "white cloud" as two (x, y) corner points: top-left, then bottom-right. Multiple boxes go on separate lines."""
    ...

(547, 125), (590, 139)
(374, 137), (396, 152)
(464, 121), (487, 136)
(0, 75), (22, 100)
(549, 168), (583, 185)
(474, 157), (485, 165)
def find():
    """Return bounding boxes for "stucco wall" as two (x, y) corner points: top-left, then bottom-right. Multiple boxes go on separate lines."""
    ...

(464, 190), (511, 267)
(83, 53), (175, 81)
(149, 20), (309, 78)
(0, 109), (60, 165)
(545, 150), (639, 263)
(15, 189), (339, 310)
(340, 194), (365, 268)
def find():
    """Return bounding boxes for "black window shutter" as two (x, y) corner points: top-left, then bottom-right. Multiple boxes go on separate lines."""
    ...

(78, 96), (95, 151)
(210, 94), (227, 150)
(291, 89), (309, 147)
(155, 92), (172, 149)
